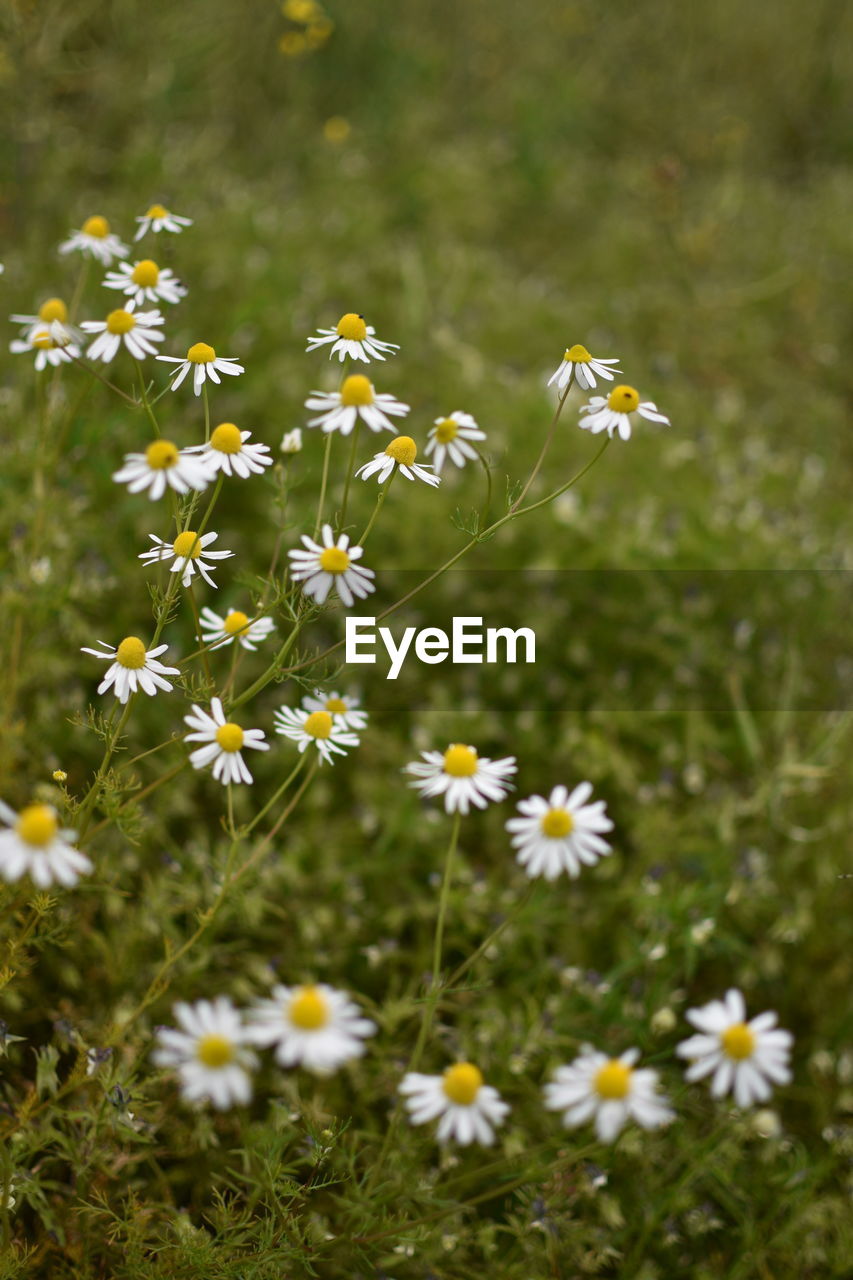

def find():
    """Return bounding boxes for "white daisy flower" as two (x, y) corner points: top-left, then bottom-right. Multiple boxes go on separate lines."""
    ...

(81, 636), (180, 703)
(134, 203), (193, 241)
(186, 423), (273, 478)
(273, 706), (360, 765)
(405, 744), (516, 815)
(288, 524), (375, 608)
(112, 438), (214, 500)
(183, 698), (270, 786)
(544, 1047), (674, 1144)
(81, 305), (165, 363)
(676, 989), (793, 1108)
(199, 606), (276, 652)
(9, 327), (80, 371)
(578, 384), (670, 442)
(102, 258), (187, 306)
(355, 435), (440, 487)
(0, 801), (91, 889)
(305, 375), (409, 436)
(10, 296), (81, 347)
(157, 342), (244, 395)
(152, 997), (256, 1110)
(399, 1063), (510, 1146)
(301, 689), (368, 732)
(424, 411), (486, 474)
(248, 982), (376, 1074)
(306, 312), (400, 363)
(505, 782), (614, 881)
(281, 428), (303, 455)
(58, 215), (129, 265)
(138, 529), (234, 589)
(547, 343), (621, 391)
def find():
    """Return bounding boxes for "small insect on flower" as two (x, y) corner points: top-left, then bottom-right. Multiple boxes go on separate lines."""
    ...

(134, 203), (193, 241)
(139, 530), (234, 589)
(102, 259), (187, 306)
(10, 297), (81, 347)
(306, 312), (400, 363)
(183, 698), (270, 785)
(676, 988), (793, 1107)
(113, 439), (214, 499)
(544, 1047), (674, 1144)
(9, 326), (80, 371)
(578, 385), (670, 442)
(81, 305), (165, 363)
(399, 1063), (510, 1146)
(301, 690), (368, 732)
(281, 428), (303, 454)
(288, 524), (375, 607)
(406, 744), (517, 814)
(157, 342), (244, 395)
(425, 411), (486, 474)
(0, 801), (92, 888)
(81, 637), (180, 703)
(273, 706), (360, 765)
(548, 343), (621, 392)
(506, 782), (614, 881)
(305, 375), (410, 436)
(59, 215), (129, 265)
(355, 435), (440, 487)
(248, 983), (376, 1074)
(152, 998), (256, 1110)
(199, 606), (276, 652)
(185, 423), (273, 479)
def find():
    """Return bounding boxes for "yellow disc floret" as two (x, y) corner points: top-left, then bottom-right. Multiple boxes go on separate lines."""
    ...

(325, 697), (348, 714)
(131, 259), (160, 287)
(319, 546), (351, 574)
(15, 805), (58, 848)
(224, 610), (250, 636)
(196, 1034), (234, 1068)
(145, 439), (179, 470)
(38, 298), (68, 324)
(172, 530), (201, 559)
(434, 417), (458, 443)
(304, 710), (333, 739)
(31, 332), (55, 350)
(540, 808), (574, 838)
(720, 1023), (756, 1061)
(215, 723), (245, 753)
(116, 636), (147, 669)
(187, 342), (216, 363)
(340, 374), (374, 407)
(443, 744), (478, 777)
(145, 204), (169, 219)
(106, 308), (136, 335)
(607, 385), (640, 414)
(210, 423), (243, 454)
(384, 435), (417, 466)
(336, 313), (368, 342)
(82, 215), (109, 238)
(566, 343), (592, 363)
(288, 985), (330, 1030)
(594, 1060), (632, 1100)
(443, 1063), (483, 1105)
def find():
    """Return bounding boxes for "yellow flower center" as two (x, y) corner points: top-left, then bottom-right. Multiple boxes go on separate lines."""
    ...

(607, 385), (640, 414)
(82, 215), (109, 238)
(443, 744), (478, 777)
(340, 374), (374, 407)
(215, 723), (245, 753)
(720, 1023), (756, 1061)
(288, 985), (330, 1030)
(540, 807), (574, 838)
(384, 435), (417, 466)
(442, 1063), (483, 1106)
(172, 530), (201, 559)
(187, 342), (216, 364)
(116, 636), (147, 669)
(319, 546), (351, 574)
(566, 343), (592, 363)
(106, 308), (136, 335)
(210, 422), (243, 454)
(145, 204), (169, 219)
(15, 805), (58, 848)
(434, 417), (458, 443)
(145, 439), (179, 470)
(325, 697), (348, 714)
(38, 298), (68, 323)
(304, 710), (333, 739)
(196, 1034), (234, 1068)
(594, 1060), (632, 1100)
(31, 332), (55, 350)
(131, 259), (160, 287)
(223, 610), (250, 636)
(336, 313), (368, 341)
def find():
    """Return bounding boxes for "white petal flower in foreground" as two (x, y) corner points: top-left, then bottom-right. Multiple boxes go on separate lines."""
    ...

(0, 801), (91, 888)
(152, 997), (256, 1110)
(301, 689), (368, 732)
(183, 697), (270, 785)
(424, 411), (486, 474)
(547, 343), (621, 392)
(544, 1047), (674, 1143)
(186, 422), (273, 478)
(199, 606), (276, 652)
(112, 438), (213, 500)
(273, 706), (360, 765)
(102, 258), (187, 306)
(9, 328), (80, 371)
(355, 435), (440, 487)
(305, 374), (409, 436)
(306, 312), (400, 363)
(81, 305), (165, 363)
(676, 988), (793, 1108)
(134, 203), (193, 241)
(157, 341), (244, 395)
(58, 215), (129, 265)
(578, 384), (670, 442)
(288, 524), (375, 608)
(406, 744), (516, 815)
(81, 636), (180, 703)
(138, 529), (234, 589)
(400, 1063), (510, 1146)
(505, 782), (614, 881)
(10, 296), (81, 347)
(248, 983), (376, 1074)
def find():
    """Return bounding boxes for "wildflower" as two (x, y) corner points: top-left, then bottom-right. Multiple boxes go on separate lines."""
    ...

(305, 375), (409, 436)
(59, 215), (129, 265)
(102, 259), (187, 306)
(112, 439), (213, 499)
(186, 423), (272, 478)
(288, 524), (375, 607)
(0, 801), (91, 888)
(10, 297), (80, 346)
(505, 782), (613, 881)
(52, 770), (68, 784)
(273, 706), (360, 765)
(425, 411), (485, 474)
(134, 203), (193, 241)
(578, 385), (670, 442)
(199, 606), (276, 651)
(183, 698), (269, 785)
(152, 998), (256, 1109)
(544, 1047), (674, 1143)
(399, 1063), (510, 1146)
(248, 982), (376, 1073)
(157, 342), (244, 395)
(81, 637), (180, 703)
(281, 428), (303, 454)
(138, 530), (234, 589)
(676, 988), (793, 1107)
(306, 312), (400, 363)
(10, 327), (80, 371)
(301, 689), (368, 732)
(355, 435), (440, 487)
(81, 305), (165, 363)
(406, 744), (516, 815)
(547, 343), (621, 392)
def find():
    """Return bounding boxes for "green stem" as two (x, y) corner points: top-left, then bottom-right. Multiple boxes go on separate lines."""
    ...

(509, 371), (574, 512)
(314, 433), (333, 537)
(196, 473), (224, 538)
(337, 422), (361, 533)
(185, 583), (214, 687)
(203, 385), (211, 442)
(445, 881), (536, 990)
(410, 811), (462, 1072)
(244, 754), (307, 834)
(135, 361), (161, 437)
(475, 447), (493, 532)
(358, 471), (394, 545)
(76, 697), (136, 836)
